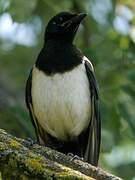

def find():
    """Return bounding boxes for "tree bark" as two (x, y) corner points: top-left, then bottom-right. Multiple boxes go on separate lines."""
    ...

(0, 129), (122, 180)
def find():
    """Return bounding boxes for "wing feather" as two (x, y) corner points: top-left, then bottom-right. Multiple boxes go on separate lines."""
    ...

(25, 69), (40, 141)
(84, 58), (101, 166)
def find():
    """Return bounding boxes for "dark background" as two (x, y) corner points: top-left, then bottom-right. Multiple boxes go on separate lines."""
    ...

(0, 0), (135, 179)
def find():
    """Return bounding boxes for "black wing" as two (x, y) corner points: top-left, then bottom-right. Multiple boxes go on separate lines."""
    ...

(84, 59), (101, 166)
(25, 68), (40, 141)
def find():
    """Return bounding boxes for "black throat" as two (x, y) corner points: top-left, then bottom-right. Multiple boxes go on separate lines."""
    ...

(36, 39), (83, 75)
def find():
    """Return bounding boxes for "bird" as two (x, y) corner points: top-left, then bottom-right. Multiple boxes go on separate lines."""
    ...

(25, 12), (101, 166)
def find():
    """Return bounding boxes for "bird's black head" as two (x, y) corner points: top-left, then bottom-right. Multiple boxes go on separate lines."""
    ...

(44, 12), (87, 44)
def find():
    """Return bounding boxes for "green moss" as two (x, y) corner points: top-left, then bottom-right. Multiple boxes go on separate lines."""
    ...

(19, 175), (30, 180)
(55, 169), (92, 180)
(25, 157), (56, 179)
(0, 172), (2, 180)
(0, 134), (7, 142)
(9, 140), (22, 149)
(0, 144), (6, 151)
(0, 129), (6, 133)
(25, 158), (44, 172)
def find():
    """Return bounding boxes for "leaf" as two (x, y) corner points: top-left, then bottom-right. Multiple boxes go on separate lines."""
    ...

(0, 0), (10, 13)
(9, 0), (37, 22)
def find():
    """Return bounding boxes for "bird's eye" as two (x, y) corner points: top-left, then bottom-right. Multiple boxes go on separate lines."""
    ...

(53, 21), (56, 25)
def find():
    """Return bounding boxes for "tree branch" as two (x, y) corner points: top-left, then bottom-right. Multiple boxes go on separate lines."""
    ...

(0, 129), (122, 179)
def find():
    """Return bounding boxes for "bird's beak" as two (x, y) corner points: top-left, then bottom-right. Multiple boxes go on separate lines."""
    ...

(61, 13), (87, 28)
(70, 13), (87, 24)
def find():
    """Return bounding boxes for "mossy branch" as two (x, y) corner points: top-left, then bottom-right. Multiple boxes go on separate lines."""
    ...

(0, 129), (122, 180)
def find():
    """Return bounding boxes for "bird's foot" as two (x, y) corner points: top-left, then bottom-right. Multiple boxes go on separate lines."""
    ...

(67, 153), (84, 161)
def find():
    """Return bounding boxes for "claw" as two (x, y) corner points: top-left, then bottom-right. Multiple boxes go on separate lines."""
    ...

(67, 153), (84, 161)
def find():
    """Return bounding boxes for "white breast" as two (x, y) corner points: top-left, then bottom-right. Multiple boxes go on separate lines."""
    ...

(32, 63), (91, 141)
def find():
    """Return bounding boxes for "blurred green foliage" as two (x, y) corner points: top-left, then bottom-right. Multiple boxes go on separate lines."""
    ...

(0, 0), (135, 179)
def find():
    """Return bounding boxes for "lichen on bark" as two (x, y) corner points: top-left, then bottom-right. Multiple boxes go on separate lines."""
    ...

(0, 129), (122, 180)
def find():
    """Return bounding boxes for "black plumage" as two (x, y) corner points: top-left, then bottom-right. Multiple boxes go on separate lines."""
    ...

(25, 12), (101, 166)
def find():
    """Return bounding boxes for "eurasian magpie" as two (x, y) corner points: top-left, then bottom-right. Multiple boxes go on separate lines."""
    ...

(25, 12), (101, 166)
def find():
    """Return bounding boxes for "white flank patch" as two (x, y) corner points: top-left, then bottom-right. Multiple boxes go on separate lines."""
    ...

(32, 63), (91, 140)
